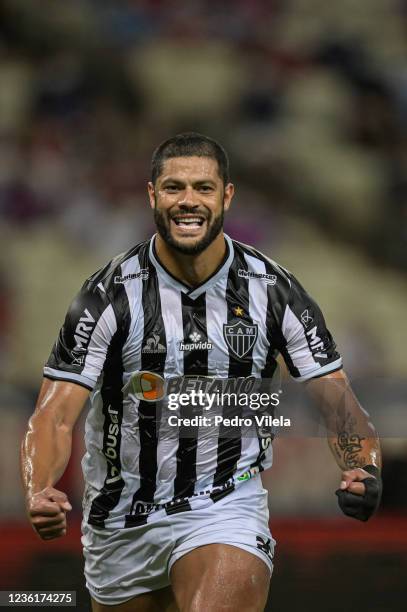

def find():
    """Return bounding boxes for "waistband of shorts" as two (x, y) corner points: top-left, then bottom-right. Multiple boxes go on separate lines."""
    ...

(85, 468), (265, 530)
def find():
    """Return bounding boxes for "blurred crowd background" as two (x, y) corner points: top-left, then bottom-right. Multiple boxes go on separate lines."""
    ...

(0, 1), (406, 610)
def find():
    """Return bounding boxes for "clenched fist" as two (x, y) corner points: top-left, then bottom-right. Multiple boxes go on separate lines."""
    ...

(26, 487), (72, 540)
(336, 465), (382, 522)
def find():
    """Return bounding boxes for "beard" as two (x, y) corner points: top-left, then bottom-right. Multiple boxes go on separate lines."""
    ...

(153, 201), (224, 255)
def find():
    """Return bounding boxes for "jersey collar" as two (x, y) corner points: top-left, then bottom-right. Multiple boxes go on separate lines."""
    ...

(149, 233), (234, 299)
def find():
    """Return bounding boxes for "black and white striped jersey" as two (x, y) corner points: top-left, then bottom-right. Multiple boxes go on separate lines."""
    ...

(44, 234), (342, 528)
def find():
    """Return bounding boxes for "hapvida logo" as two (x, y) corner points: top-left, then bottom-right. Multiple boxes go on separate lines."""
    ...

(179, 332), (213, 351)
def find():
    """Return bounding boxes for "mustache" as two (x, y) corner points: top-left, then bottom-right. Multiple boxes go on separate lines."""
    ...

(168, 209), (210, 220)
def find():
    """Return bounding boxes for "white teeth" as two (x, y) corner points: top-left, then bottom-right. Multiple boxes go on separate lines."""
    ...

(173, 217), (204, 226)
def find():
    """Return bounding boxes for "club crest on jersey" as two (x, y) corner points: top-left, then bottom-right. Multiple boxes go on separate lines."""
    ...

(223, 321), (258, 359)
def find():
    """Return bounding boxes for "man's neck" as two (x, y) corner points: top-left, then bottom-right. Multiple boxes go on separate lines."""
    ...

(154, 233), (227, 288)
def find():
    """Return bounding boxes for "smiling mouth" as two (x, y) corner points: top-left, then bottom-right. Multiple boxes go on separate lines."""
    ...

(171, 216), (206, 228)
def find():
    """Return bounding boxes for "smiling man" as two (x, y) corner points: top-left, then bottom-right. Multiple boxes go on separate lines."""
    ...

(21, 133), (382, 612)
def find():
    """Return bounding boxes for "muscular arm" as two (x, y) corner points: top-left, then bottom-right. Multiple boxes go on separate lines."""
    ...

(305, 369), (381, 472)
(305, 369), (382, 520)
(21, 378), (89, 538)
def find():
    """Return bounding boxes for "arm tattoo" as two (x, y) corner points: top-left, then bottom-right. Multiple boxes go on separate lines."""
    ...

(336, 432), (366, 469)
(335, 407), (357, 434)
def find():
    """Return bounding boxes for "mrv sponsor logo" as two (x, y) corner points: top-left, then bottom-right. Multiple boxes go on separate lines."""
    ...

(306, 325), (327, 359)
(71, 308), (96, 364)
(179, 332), (213, 351)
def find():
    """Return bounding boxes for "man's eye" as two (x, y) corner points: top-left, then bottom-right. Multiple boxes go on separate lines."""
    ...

(164, 185), (180, 192)
(199, 185), (213, 192)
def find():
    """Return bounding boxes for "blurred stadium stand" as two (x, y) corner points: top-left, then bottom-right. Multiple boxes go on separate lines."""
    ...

(0, 1), (406, 610)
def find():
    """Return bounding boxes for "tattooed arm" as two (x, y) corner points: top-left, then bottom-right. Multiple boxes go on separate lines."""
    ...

(305, 369), (382, 521)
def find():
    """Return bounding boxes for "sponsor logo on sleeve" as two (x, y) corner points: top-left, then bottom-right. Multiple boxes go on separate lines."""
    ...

(71, 308), (96, 364)
(306, 325), (327, 358)
(301, 309), (313, 327)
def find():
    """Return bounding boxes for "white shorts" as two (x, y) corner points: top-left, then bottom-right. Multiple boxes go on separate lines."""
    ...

(82, 476), (275, 606)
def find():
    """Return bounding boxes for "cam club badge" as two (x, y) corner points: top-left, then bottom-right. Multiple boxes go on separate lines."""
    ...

(223, 321), (258, 359)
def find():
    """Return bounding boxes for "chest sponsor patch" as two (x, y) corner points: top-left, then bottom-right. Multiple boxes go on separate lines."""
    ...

(114, 269), (149, 283)
(179, 332), (213, 351)
(238, 269), (277, 285)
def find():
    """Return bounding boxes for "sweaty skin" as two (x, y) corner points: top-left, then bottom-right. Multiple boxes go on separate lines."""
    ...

(148, 156), (234, 288)
(21, 379), (89, 539)
(306, 369), (382, 497)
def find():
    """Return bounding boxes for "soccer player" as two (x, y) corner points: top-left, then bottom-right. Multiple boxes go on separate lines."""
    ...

(21, 133), (382, 612)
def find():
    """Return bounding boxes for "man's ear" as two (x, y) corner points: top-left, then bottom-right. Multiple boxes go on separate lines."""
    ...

(223, 183), (234, 212)
(148, 182), (156, 210)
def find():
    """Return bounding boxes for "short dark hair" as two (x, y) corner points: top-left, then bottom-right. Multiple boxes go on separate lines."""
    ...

(151, 132), (230, 185)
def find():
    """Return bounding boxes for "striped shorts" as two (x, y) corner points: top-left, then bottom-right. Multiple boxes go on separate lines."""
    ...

(82, 475), (275, 606)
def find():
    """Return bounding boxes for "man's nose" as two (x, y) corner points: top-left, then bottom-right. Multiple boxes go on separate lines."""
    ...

(178, 186), (198, 206)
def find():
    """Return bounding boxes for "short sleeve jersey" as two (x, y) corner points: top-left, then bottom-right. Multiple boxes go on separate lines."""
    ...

(45, 235), (342, 528)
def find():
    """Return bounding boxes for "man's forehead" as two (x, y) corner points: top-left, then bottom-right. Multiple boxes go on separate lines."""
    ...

(159, 156), (221, 182)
